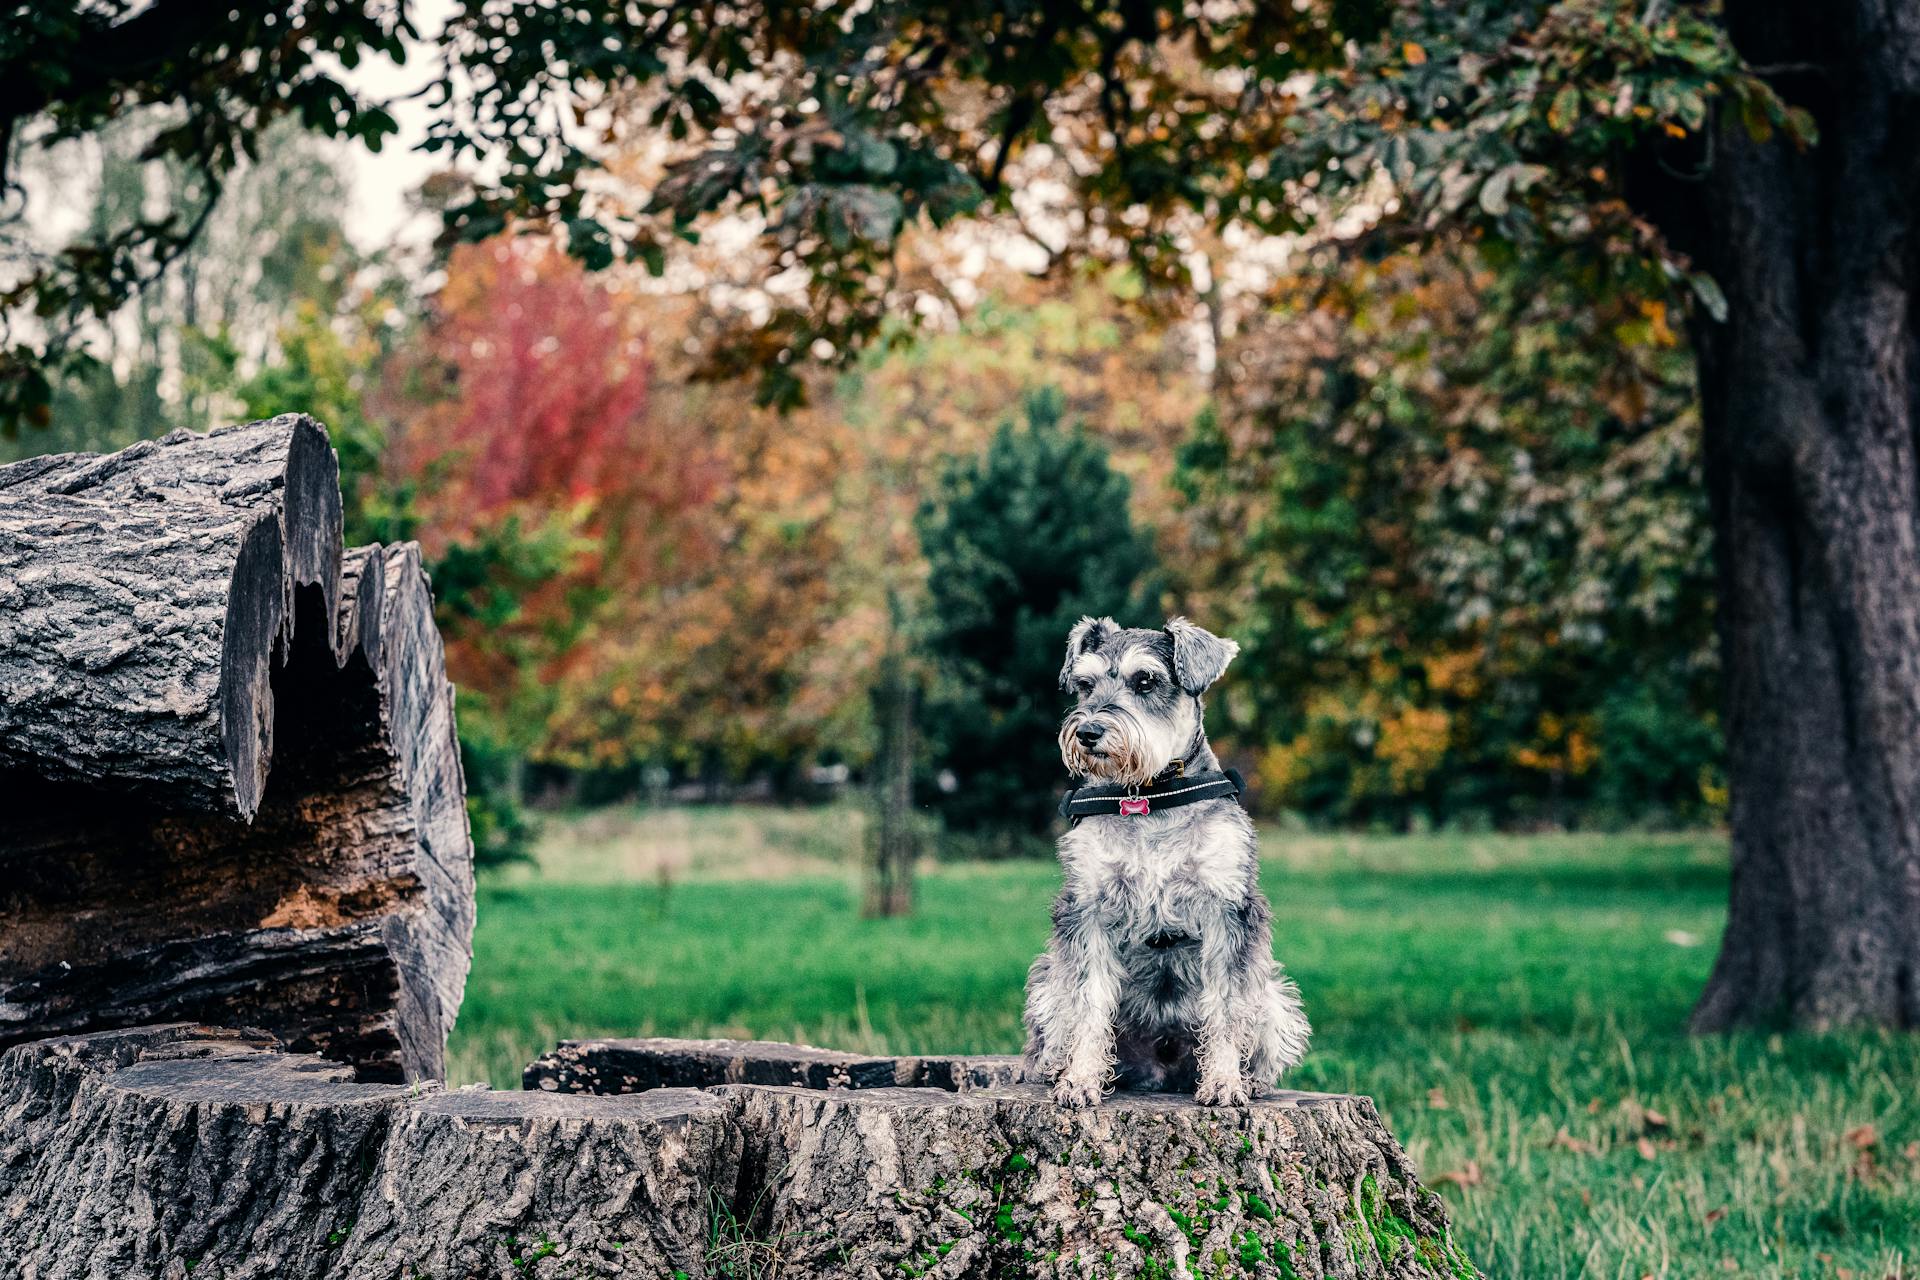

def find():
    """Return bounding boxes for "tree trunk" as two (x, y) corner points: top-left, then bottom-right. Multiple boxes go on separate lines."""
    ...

(866, 642), (918, 917)
(1673, 5), (1920, 1029)
(0, 417), (475, 1078)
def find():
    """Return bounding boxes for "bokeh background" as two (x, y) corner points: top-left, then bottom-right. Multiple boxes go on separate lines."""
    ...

(4, 21), (1911, 1279)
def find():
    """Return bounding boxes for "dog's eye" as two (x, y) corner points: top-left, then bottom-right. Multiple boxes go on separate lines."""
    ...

(1131, 672), (1156, 693)
(1073, 677), (1094, 695)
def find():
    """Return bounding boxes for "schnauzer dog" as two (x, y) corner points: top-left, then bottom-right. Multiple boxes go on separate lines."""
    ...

(1022, 616), (1310, 1108)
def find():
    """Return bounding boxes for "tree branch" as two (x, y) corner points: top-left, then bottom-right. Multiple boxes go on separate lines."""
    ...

(0, 0), (239, 131)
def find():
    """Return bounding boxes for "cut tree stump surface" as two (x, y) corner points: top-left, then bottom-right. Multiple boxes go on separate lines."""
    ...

(525, 1035), (1025, 1093)
(0, 417), (474, 1082)
(0, 1025), (1479, 1279)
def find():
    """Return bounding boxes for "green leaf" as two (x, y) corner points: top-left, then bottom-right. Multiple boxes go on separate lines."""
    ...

(1547, 84), (1581, 134)
(1688, 271), (1728, 323)
(1479, 167), (1515, 217)
(1737, 91), (1774, 144)
(630, 239), (667, 277)
(565, 218), (614, 271)
(1783, 105), (1820, 149)
(856, 135), (899, 177)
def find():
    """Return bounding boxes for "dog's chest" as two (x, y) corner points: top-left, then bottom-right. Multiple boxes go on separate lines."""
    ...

(1062, 802), (1248, 929)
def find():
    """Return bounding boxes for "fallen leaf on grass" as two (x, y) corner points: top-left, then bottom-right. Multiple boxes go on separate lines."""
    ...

(1845, 1124), (1879, 1150)
(1431, 1161), (1482, 1188)
(1703, 1208), (1727, 1227)
(1550, 1128), (1598, 1155)
(1636, 1136), (1658, 1161)
(1427, 1088), (1450, 1110)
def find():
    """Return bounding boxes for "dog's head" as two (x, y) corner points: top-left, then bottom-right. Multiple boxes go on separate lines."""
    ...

(1057, 616), (1238, 785)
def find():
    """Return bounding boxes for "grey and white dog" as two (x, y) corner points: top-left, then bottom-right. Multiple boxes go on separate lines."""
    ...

(1022, 616), (1310, 1108)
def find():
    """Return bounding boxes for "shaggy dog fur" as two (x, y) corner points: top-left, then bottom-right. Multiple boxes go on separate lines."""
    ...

(1023, 616), (1310, 1108)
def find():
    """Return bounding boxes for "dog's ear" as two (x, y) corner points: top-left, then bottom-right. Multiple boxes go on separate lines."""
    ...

(1059, 616), (1117, 691)
(1164, 617), (1239, 694)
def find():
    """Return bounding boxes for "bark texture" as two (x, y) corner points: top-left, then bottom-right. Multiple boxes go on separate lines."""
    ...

(0, 418), (474, 1080)
(726, 1084), (1469, 1280)
(525, 1036), (1024, 1094)
(0, 1026), (1478, 1280)
(1641, 5), (1920, 1030)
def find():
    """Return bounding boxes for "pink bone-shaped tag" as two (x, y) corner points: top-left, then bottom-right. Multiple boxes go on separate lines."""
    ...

(1118, 796), (1151, 816)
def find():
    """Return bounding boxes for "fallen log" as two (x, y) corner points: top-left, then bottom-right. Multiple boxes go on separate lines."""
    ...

(0, 1026), (1482, 1279)
(0, 417), (474, 1081)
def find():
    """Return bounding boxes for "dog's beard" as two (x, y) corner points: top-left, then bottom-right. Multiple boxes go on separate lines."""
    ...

(1059, 707), (1180, 786)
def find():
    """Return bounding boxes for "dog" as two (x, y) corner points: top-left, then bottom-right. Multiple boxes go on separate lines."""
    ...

(1022, 616), (1310, 1108)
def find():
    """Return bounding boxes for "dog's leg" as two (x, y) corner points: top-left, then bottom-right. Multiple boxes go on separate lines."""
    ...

(1033, 897), (1123, 1108)
(1021, 951), (1064, 1078)
(1191, 922), (1253, 1107)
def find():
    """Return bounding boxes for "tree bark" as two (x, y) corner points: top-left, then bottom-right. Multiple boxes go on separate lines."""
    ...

(0, 417), (475, 1079)
(1663, 4), (1920, 1029)
(0, 1025), (1481, 1280)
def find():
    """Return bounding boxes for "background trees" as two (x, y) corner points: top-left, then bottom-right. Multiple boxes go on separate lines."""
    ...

(1180, 243), (1718, 831)
(2, 5), (1729, 845)
(14, 0), (1913, 1028)
(916, 392), (1158, 845)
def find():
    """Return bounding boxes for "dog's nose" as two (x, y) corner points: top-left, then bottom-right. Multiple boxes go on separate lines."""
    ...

(1075, 722), (1107, 748)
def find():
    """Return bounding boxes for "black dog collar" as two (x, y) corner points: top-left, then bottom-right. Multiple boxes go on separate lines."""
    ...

(1059, 767), (1245, 821)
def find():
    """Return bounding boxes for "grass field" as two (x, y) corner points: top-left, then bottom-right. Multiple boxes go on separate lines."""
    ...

(448, 806), (1919, 1280)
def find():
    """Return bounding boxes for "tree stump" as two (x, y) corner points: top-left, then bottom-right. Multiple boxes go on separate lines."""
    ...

(0, 417), (474, 1081)
(0, 1026), (731, 1280)
(0, 1026), (1478, 1279)
(525, 1035), (1025, 1093)
(529, 1037), (1477, 1279)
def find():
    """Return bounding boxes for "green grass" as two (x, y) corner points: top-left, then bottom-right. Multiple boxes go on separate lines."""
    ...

(449, 809), (1920, 1280)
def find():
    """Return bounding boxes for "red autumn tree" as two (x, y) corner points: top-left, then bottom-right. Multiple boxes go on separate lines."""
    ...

(383, 236), (720, 774)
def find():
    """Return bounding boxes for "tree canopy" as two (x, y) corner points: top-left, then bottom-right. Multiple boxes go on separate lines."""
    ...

(3, 0), (1808, 430)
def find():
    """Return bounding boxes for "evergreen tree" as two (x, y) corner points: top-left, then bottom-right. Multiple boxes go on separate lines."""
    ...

(915, 389), (1157, 844)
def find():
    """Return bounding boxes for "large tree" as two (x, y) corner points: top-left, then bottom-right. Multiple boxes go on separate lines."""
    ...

(1646, 7), (1920, 1031)
(8, 0), (1917, 1029)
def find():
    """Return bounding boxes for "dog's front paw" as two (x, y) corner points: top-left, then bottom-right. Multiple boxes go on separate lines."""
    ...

(1194, 1075), (1252, 1107)
(1052, 1074), (1104, 1109)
